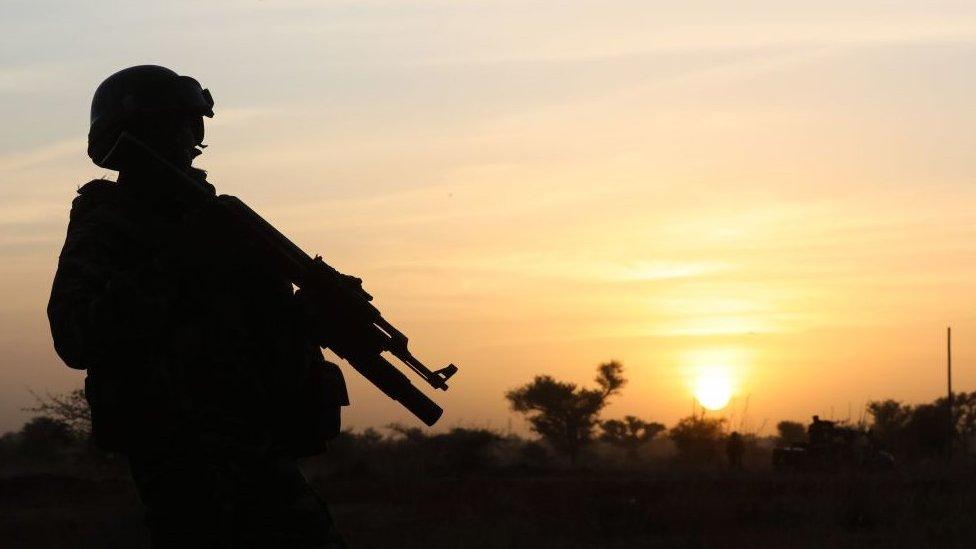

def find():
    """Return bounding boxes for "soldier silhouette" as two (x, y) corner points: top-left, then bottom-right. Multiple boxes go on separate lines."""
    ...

(808, 415), (835, 447)
(47, 65), (348, 548)
(726, 431), (744, 470)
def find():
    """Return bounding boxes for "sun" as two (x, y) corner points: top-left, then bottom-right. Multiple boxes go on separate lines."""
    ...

(693, 367), (733, 411)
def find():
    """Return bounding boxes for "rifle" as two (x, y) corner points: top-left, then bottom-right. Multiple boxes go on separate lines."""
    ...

(103, 132), (458, 426)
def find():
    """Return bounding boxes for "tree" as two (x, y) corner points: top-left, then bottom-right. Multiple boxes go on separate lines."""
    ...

(25, 389), (91, 439)
(864, 394), (976, 460)
(952, 391), (976, 450)
(775, 420), (806, 446)
(432, 428), (503, 475)
(386, 423), (428, 444)
(0, 432), (17, 462)
(18, 417), (77, 462)
(904, 402), (950, 458)
(506, 361), (626, 463)
(600, 416), (665, 461)
(668, 415), (726, 465)
(359, 427), (384, 445)
(866, 399), (911, 451)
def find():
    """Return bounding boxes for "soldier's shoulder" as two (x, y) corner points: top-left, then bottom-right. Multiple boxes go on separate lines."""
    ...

(69, 179), (126, 223)
(76, 178), (118, 200)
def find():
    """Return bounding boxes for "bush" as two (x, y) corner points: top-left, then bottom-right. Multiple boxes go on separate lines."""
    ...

(669, 416), (726, 466)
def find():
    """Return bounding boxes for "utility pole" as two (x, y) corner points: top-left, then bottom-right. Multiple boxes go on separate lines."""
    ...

(947, 326), (953, 461)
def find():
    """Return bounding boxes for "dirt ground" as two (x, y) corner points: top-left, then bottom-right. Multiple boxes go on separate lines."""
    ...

(3, 472), (976, 548)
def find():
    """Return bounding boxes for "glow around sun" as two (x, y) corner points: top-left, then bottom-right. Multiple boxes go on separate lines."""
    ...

(693, 366), (734, 411)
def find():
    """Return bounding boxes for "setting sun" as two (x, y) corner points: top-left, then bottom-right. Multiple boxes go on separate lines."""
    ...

(693, 367), (734, 411)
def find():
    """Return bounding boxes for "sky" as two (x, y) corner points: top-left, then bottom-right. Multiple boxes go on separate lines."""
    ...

(2, 1), (976, 435)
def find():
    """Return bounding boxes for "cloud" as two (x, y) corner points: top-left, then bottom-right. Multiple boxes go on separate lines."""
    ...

(0, 139), (82, 173)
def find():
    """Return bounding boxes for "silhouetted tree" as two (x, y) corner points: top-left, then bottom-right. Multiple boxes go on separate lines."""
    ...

(925, 392), (976, 456)
(864, 394), (976, 460)
(359, 427), (384, 445)
(370, 425), (505, 476)
(600, 416), (665, 461)
(515, 440), (552, 471)
(506, 361), (626, 463)
(866, 399), (911, 451)
(25, 389), (91, 439)
(0, 432), (18, 463)
(952, 391), (976, 450)
(668, 415), (726, 465)
(18, 417), (77, 462)
(432, 428), (503, 475)
(775, 420), (806, 446)
(904, 402), (950, 459)
(386, 423), (428, 444)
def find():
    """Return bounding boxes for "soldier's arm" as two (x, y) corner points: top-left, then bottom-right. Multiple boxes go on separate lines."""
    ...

(47, 192), (169, 369)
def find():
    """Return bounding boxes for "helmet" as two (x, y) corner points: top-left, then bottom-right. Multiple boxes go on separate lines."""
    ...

(87, 65), (214, 169)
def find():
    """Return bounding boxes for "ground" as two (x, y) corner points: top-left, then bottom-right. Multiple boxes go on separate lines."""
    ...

(3, 470), (976, 548)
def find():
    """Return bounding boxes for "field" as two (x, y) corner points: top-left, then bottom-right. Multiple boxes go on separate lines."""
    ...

(4, 469), (976, 548)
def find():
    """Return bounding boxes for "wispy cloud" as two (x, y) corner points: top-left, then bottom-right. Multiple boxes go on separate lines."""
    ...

(0, 139), (83, 173)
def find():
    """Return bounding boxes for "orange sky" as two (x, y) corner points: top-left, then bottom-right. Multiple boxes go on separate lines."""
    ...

(3, 1), (976, 434)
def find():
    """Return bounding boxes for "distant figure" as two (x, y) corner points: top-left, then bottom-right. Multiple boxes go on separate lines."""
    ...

(808, 415), (821, 444)
(808, 415), (835, 447)
(726, 431), (745, 470)
(47, 66), (347, 547)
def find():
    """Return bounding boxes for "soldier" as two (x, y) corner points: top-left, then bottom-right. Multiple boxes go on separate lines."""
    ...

(808, 415), (835, 447)
(47, 65), (348, 548)
(726, 431), (744, 470)
(808, 415), (823, 446)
